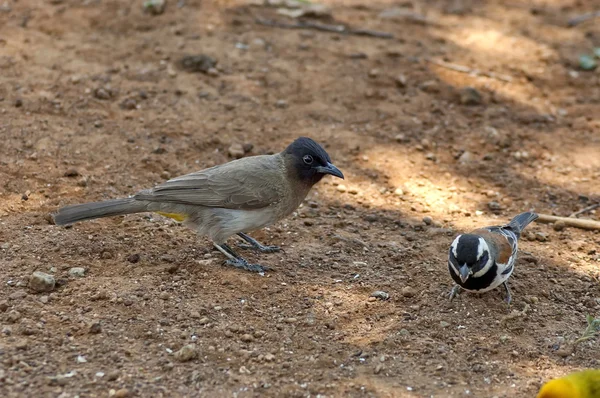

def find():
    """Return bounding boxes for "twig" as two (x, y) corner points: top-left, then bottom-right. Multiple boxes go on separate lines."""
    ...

(569, 203), (600, 218)
(536, 214), (600, 231)
(568, 11), (600, 27)
(255, 18), (394, 39)
(427, 58), (513, 83)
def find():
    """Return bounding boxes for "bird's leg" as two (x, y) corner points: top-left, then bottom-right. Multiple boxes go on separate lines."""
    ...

(236, 232), (281, 253)
(503, 282), (512, 305)
(213, 243), (270, 273)
(449, 285), (462, 301)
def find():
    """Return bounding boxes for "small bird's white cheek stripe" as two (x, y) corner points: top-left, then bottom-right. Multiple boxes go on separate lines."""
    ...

(472, 257), (493, 278)
(477, 238), (485, 259)
(448, 260), (460, 275)
(451, 237), (460, 258)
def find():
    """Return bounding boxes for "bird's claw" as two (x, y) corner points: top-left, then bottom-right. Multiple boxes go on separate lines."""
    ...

(225, 258), (270, 273)
(449, 285), (461, 301)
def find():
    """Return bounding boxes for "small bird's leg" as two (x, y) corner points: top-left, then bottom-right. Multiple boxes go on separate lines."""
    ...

(236, 232), (281, 253)
(449, 285), (462, 301)
(213, 243), (270, 273)
(503, 282), (512, 305)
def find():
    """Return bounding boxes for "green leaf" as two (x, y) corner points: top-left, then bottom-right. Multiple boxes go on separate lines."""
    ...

(580, 54), (598, 70)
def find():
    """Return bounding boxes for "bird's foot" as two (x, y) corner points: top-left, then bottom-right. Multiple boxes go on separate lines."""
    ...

(225, 258), (270, 273)
(237, 243), (281, 253)
(237, 232), (281, 253)
(449, 285), (461, 301)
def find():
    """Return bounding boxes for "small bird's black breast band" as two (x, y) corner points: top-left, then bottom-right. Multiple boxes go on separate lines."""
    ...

(448, 261), (499, 291)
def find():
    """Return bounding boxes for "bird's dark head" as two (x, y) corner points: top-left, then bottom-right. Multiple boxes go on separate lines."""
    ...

(283, 137), (344, 184)
(448, 234), (491, 283)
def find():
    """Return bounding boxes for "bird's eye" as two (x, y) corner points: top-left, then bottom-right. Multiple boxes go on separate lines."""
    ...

(303, 155), (313, 165)
(478, 252), (489, 265)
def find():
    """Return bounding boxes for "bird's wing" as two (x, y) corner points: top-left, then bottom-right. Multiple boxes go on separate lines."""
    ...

(476, 227), (517, 266)
(134, 155), (284, 210)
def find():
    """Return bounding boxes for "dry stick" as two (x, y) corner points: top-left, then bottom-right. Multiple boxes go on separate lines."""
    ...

(568, 11), (600, 27)
(255, 18), (394, 39)
(536, 214), (600, 231)
(427, 58), (513, 83)
(569, 203), (600, 218)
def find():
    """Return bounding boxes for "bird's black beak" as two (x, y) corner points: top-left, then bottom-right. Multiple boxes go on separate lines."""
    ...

(315, 162), (344, 179)
(458, 264), (470, 283)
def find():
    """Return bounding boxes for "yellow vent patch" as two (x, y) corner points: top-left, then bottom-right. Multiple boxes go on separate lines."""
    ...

(155, 212), (187, 222)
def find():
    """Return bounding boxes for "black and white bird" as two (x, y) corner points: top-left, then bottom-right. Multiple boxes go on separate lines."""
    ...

(448, 212), (538, 303)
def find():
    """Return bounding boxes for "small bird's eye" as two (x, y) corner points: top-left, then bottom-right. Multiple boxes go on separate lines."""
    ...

(478, 252), (489, 265)
(303, 155), (313, 164)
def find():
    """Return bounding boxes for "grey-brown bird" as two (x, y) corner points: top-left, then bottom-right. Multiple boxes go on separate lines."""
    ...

(53, 137), (344, 272)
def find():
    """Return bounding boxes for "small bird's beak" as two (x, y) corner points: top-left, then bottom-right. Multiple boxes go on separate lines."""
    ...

(458, 264), (471, 283)
(315, 162), (344, 179)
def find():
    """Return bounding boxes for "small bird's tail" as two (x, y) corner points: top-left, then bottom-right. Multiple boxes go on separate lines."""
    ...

(53, 198), (148, 225)
(506, 212), (538, 237)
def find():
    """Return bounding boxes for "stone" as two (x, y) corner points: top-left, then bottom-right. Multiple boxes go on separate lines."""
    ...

(228, 143), (245, 159)
(29, 271), (55, 292)
(174, 344), (198, 362)
(68, 267), (86, 277)
(401, 286), (416, 298)
(9, 290), (27, 300)
(460, 87), (483, 105)
(143, 0), (165, 15)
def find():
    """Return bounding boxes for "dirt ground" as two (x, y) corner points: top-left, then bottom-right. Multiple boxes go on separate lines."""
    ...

(1, 0), (600, 397)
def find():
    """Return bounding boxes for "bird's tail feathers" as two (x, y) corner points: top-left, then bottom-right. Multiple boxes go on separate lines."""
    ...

(506, 211), (538, 237)
(53, 198), (147, 225)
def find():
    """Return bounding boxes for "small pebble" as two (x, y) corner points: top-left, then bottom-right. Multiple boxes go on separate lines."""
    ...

(89, 322), (102, 334)
(458, 151), (474, 164)
(7, 310), (21, 323)
(174, 344), (198, 362)
(364, 214), (378, 222)
(241, 334), (254, 343)
(370, 291), (390, 300)
(178, 54), (217, 73)
(394, 187), (404, 196)
(68, 267), (86, 278)
(487, 201), (502, 211)
(9, 290), (27, 300)
(94, 87), (111, 100)
(228, 143), (245, 159)
(29, 271), (55, 293)
(553, 221), (566, 231)
(440, 321), (450, 328)
(143, 0), (165, 15)
(422, 216), (433, 225)
(275, 99), (288, 108)
(395, 74), (407, 87)
(114, 388), (131, 398)
(401, 286), (416, 298)
(535, 232), (549, 242)
(127, 254), (140, 263)
(460, 87), (483, 106)
(336, 185), (347, 193)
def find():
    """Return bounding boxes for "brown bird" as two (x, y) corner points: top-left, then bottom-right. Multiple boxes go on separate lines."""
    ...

(53, 137), (344, 272)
